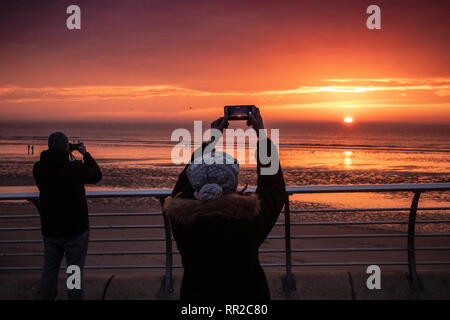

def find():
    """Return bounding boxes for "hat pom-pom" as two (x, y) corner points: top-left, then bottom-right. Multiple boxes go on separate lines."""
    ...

(198, 183), (223, 201)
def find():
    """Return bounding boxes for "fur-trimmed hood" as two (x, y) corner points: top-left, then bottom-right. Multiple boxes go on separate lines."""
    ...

(164, 193), (260, 224)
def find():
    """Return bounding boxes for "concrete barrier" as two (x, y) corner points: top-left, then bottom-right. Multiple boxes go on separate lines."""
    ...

(0, 273), (113, 300)
(0, 271), (449, 300)
(104, 271), (182, 300)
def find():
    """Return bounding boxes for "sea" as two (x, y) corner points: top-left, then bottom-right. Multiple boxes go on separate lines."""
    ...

(0, 121), (449, 212)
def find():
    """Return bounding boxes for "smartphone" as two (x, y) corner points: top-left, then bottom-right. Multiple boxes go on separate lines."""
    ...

(68, 143), (82, 152)
(224, 105), (255, 120)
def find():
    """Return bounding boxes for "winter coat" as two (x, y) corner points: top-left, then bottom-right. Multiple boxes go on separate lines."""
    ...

(164, 140), (286, 300)
(33, 150), (102, 238)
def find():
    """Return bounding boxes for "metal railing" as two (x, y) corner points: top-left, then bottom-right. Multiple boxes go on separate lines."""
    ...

(1, 183), (449, 293)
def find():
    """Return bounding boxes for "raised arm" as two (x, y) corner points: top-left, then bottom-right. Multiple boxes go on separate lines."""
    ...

(249, 108), (287, 243)
(172, 159), (196, 198)
(77, 144), (102, 184)
(255, 138), (286, 241)
(172, 116), (229, 198)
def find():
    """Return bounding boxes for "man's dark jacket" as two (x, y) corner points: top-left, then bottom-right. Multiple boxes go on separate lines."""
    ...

(164, 139), (286, 300)
(33, 150), (102, 238)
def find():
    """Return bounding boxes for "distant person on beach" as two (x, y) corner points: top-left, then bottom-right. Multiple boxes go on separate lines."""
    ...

(31, 145), (34, 155)
(27, 145), (30, 154)
(164, 109), (287, 300)
(33, 132), (102, 300)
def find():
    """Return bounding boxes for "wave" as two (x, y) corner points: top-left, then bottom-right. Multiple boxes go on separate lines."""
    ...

(277, 142), (450, 153)
(1, 136), (449, 154)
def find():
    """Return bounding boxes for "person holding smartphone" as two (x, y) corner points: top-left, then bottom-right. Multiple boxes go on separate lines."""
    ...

(33, 132), (102, 300)
(164, 108), (287, 300)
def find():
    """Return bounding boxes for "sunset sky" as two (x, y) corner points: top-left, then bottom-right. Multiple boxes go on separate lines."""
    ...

(0, 0), (449, 123)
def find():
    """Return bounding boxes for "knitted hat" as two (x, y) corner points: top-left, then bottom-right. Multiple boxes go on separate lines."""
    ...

(48, 132), (68, 152)
(187, 151), (239, 201)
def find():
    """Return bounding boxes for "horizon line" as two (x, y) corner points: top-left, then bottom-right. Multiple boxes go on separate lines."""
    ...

(0, 119), (449, 125)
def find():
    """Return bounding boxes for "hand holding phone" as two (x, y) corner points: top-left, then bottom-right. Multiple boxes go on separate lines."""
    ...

(247, 107), (264, 133)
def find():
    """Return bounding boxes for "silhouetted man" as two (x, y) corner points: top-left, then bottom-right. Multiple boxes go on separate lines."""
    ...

(33, 132), (102, 300)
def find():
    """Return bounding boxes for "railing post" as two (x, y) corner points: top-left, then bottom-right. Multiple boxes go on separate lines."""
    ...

(158, 196), (174, 293)
(282, 195), (296, 292)
(407, 191), (423, 290)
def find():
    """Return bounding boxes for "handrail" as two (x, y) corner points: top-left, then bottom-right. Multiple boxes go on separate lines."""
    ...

(1, 183), (449, 293)
(1, 183), (449, 200)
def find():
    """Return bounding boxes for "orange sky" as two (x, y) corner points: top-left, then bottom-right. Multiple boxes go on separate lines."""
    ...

(0, 0), (449, 123)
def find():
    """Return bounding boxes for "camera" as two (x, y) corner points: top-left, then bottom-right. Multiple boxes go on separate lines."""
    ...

(224, 105), (255, 120)
(68, 143), (82, 152)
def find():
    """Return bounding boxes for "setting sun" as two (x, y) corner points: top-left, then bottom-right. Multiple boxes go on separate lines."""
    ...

(344, 117), (353, 123)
